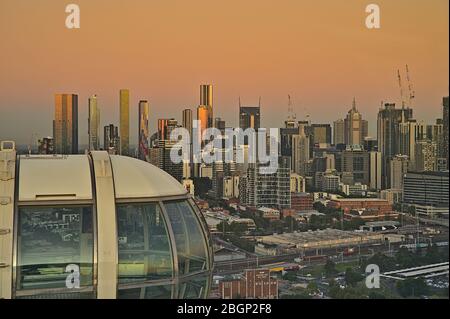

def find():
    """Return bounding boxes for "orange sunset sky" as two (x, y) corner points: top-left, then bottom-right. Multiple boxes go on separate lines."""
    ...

(0, 0), (448, 145)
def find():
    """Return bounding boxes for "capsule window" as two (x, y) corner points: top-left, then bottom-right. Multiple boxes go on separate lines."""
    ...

(117, 202), (173, 283)
(16, 205), (94, 297)
(163, 200), (208, 275)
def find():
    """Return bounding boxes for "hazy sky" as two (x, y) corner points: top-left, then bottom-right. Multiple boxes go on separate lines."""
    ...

(0, 0), (448, 146)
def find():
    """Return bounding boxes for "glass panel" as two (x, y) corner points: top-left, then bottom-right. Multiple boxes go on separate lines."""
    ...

(17, 206), (94, 291)
(164, 200), (207, 274)
(118, 285), (173, 299)
(178, 275), (208, 299)
(117, 203), (173, 283)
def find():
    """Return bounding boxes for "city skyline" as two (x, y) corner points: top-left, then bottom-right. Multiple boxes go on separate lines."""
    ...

(1, 0), (448, 144)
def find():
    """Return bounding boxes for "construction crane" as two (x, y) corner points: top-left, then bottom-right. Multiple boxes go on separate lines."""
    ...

(287, 94), (297, 121)
(397, 69), (406, 109)
(405, 64), (415, 108)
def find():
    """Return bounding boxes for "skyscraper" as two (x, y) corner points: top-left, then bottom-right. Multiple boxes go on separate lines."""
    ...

(119, 89), (130, 155)
(197, 105), (209, 145)
(398, 119), (426, 171)
(54, 93), (78, 154)
(88, 95), (100, 151)
(389, 154), (409, 190)
(341, 145), (370, 186)
(246, 157), (291, 209)
(138, 100), (149, 161)
(104, 124), (120, 154)
(344, 98), (367, 146)
(369, 151), (382, 190)
(292, 126), (310, 176)
(377, 102), (413, 187)
(200, 84), (213, 128)
(415, 140), (437, 172)
(182, 109), (193, 136)
(239, 103), (261, 131)
(333, 119), (345, 145)
(311, 124), (332, 145)
(443, 96), (449, 168)
(158, 118), (178, 141)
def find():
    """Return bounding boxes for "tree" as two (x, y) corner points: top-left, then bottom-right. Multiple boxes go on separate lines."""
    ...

(362, 253), (396, 272)
(343, 217), (365, 231)
(344, 267), (363, 287)
(397, 278), (429, 298)
(324, 259), (338, 278)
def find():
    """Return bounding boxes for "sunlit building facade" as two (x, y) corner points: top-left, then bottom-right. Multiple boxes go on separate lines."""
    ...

(53, 93), (78, 154)
(88, 95), (100, 151)
(120, 89), (130, 156)
(200, 84), (213, 128)
(138, 100), (149, 161)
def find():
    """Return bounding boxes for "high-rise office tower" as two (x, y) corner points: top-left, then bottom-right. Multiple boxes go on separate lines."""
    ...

(196, 105), (209, 145)
(427, 119), (444, 159)
(200, 84), (213, 128)
(377, 102), (413, 187)
(333, 119), (345, 145)
(54, 93), (78, 154)
(415, 140), (437, 172)
(182, 109), (193, 136)
(157, 118), (178, 141)
(341, 145), (370, 186)
(88, 95), (100, 151)
(292, 126), (310, 176)
(389, 154), (409, 189)
(398, 119), (427, 171)
(369, 151), (382, 190)
(239, 100), (261, 131)
(311, 124), (332, 145)
(215, 117), (226, 130)
(344, 98), (367, 146)
(119, 89), (130, 155)
(182, 109), (194, 178)
(246, 157), (291, 209)
(138, 100), (149, 161)
(104, 124), (120, 154)
(443, 96), (449, 168)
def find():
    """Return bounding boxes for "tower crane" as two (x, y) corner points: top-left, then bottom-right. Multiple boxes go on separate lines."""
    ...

(397, 69), (406, 109)
(287, 94), (297, 121)
(405, 64), (415, 108)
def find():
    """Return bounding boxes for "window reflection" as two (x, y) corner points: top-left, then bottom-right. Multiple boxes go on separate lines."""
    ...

(17, 206), (94, 291)
(164, 200), (207, 274)
(117, 203), (173, 282)
(179, 275), (208, 299)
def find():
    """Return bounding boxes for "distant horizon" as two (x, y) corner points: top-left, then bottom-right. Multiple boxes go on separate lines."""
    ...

(1, 0), (448, 144)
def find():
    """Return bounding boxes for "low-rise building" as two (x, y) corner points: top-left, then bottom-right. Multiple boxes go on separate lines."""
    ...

(291, 192), (314, 211)
(257, 207), (281, 221)
(219, 269), (278, 299)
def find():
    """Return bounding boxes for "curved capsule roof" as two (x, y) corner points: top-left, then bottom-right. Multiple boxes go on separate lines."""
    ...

(110, 155), (186, 199)
(17, 153), (187, 202)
